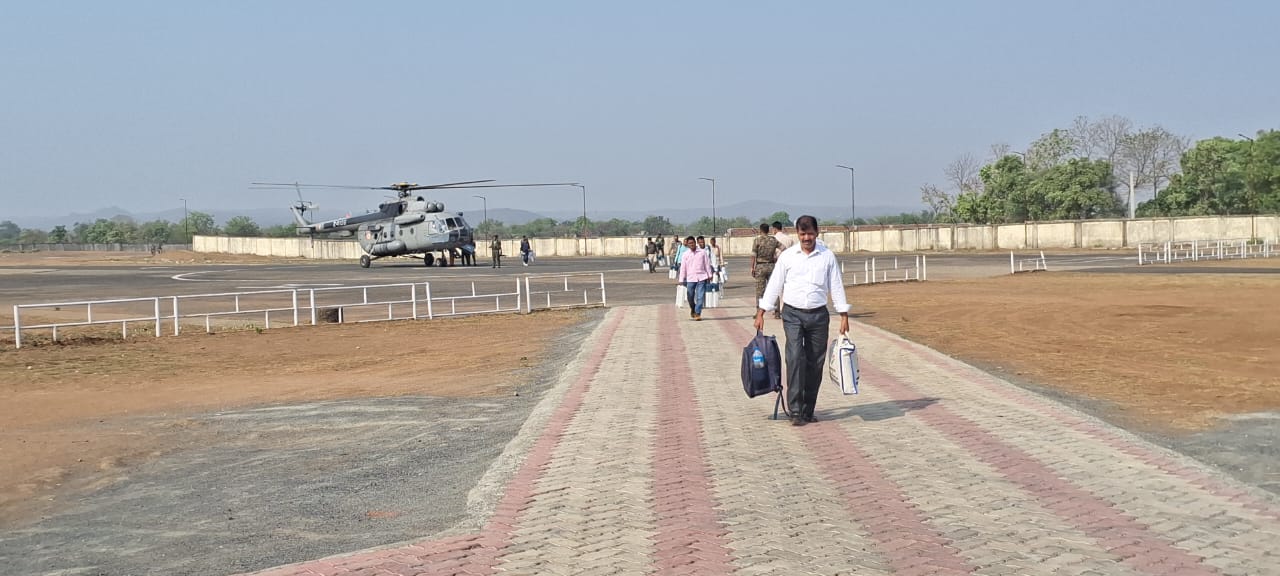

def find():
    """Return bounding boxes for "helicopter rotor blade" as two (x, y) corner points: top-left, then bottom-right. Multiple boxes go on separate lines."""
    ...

(435, 182), (579, 189)
(251, 180), (577, 191)
(251, 182), (388, 190)
(396, 180), (496, 190)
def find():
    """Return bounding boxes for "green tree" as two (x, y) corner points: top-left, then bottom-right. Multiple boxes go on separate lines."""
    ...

(1032, 158), (1120, 220)
(139, 220), (173, 245)
(180, 211), (218, 239)
(1026, 128), (1080, 171)
(223, 215), (262, 237)
(594, 218), (637, 237)
(1243, 130), (1280, 214)
(1144, 137), (1245, 216)
(763, 211), (791, 226)
(263, 224), (298, 238)
(979, 155), (1035, 222)
(80, 219), (126, 243)
(641, 215), (675, 236)
(0, 220), (20, 243)
(18, 228), (48, 243)
(71, 222), (91, 243)
(49, 225), (68, 243)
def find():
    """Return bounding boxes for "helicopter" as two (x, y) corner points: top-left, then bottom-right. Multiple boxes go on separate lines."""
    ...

(250, 180), (573, 268)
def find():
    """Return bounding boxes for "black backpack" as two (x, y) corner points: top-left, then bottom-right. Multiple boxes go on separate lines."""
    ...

(741, 331), (782, 398)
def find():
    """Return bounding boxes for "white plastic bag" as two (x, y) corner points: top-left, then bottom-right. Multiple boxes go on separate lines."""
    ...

(705, 288), (719, 308)
(642, 260), (650, 271)
(828, 335), (859, 394)
(675, 285), (688, 307)
(668, 268), (677, 280)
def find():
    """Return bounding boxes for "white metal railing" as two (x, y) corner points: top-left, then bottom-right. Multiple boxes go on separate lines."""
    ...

(11, 296), (165, 349)
(843, 255), (928, 285)
(1011, 251), (1048, 274)
(1138, 239), (1276, 265)
(524, 273), (607, 312)
(423, 279), (523, 318)
(10, 276), (606, 348)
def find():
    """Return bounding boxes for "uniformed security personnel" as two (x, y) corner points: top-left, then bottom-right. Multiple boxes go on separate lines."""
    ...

(750, 222), (781, 306)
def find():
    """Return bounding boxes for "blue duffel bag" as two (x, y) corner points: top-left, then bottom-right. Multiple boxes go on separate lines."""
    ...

(741, 330), (782, 399)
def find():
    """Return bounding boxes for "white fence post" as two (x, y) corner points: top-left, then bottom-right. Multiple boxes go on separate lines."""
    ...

(425, 283), (434, 319)
(13, 305), (20, 349)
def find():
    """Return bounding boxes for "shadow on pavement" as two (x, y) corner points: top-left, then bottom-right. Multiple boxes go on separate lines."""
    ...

(817, 397), (940, 422)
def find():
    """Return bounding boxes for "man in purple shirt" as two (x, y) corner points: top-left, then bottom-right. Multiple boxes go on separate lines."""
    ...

(677, 235), (715, 321)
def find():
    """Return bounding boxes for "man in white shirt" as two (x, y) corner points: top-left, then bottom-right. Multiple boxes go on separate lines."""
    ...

(771, 221), (797, 252)
(754, 215), (850, 427)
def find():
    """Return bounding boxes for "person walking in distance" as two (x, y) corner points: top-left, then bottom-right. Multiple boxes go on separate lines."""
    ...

(520, 236), (533, 266)
(677, 236), (714, 320)
(644, 237), (658, 272)
(754, 215), (850, 427)
(772, 220), (796, 252)
(750, 222), (781, 309)
(490, 235), (502, 268)
(654, 234), (666, 268)
(707, 237), (724, 284)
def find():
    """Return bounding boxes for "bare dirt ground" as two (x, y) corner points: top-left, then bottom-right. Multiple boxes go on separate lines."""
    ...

(853, 262), (1280, 432)
(3, 250), (1279, 533)
(0, 306), (591, 526)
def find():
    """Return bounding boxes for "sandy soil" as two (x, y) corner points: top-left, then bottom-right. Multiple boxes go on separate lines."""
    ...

(853, 263), (1280, 432)
(0, 309), (590, 525)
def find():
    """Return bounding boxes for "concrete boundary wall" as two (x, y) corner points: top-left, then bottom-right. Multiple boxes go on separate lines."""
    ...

(193, 215), (1280, 260)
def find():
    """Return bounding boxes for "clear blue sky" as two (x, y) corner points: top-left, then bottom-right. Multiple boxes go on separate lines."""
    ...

(2, 1), (1276, 223)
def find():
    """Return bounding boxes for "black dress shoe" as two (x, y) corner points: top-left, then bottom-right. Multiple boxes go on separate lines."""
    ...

(804, 414), (819, 423)
(790, 415), (806, 427)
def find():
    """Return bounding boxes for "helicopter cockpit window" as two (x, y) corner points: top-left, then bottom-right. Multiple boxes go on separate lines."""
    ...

(446, 218), (458, 229)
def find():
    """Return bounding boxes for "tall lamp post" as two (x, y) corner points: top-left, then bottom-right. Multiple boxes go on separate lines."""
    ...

(471, 195), (487, 232)
(698, 177), (717, 236)
(571, 184), (587, 237)
(179, 197), (189, 240)
(835, 165), (855, 227)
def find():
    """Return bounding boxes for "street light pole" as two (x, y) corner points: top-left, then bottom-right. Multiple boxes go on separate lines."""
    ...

(836, 165), (855, 226)
(179, 197), (189, 240)
(698, 177), (716, 236)
(471, 195), (487, 231)
(571, 184), (587, 237)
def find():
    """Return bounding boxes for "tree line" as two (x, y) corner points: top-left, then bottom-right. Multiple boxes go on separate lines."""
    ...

(2, 207), (945, 247)
(922, 116), (1279, 224)
(0, 212), (297, 246)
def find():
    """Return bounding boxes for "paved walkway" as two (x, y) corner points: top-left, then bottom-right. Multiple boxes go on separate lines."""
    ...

(245, 298), (1280, 576)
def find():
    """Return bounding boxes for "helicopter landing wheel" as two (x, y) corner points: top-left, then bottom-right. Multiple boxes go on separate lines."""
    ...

(423, 253), (434, 267)
(359, 255), (371, 268)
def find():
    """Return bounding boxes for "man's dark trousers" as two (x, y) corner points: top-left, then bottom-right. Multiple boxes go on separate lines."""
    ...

(782, 304), (830, 419)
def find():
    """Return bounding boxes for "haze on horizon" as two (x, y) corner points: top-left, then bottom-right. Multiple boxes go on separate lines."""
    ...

(2, 1), (1276, 224)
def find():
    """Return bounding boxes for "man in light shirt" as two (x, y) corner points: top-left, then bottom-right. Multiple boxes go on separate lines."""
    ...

(677, 236), (715, 320)
(771, 220), (797, 252)
(754, 215), (850, 426)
